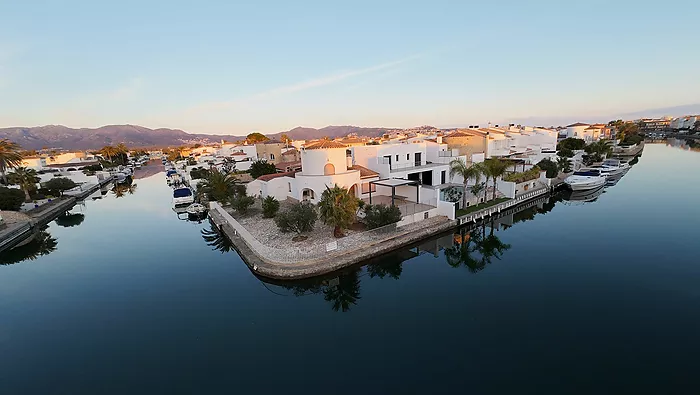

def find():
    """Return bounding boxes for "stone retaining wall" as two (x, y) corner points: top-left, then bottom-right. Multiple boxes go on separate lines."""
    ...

(209, 202), (456, 280)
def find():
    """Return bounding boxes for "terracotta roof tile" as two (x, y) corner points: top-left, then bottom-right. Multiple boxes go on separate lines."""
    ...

(257, 171), (297, 181)
(445, 130), (478, 138)
(303, 140), (347, 150)
(275, 160), (301, 171)
(348, 165), (379, 179)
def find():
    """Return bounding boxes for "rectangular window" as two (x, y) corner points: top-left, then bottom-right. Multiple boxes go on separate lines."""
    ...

(406, 154), (410, 160)
(396, 155), (399, 162)
(361, 182), (377, 194)
(288, 182), (291, 192)
(270, 154), (275, 160)
(424, 212), (429, 219)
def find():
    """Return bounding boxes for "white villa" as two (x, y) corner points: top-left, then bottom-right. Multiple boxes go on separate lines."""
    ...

(247, 139), (465, 224)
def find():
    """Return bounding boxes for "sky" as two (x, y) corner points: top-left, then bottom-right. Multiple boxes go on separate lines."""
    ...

(1, 0), (698, 135)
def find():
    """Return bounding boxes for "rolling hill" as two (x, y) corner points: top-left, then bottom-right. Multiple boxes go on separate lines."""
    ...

(0, 124), (390, 150)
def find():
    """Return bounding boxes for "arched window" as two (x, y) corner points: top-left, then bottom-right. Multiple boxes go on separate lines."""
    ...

(324, 163), (335, 175)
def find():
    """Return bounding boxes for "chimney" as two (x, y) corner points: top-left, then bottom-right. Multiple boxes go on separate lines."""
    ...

(437, 136), (443, 144)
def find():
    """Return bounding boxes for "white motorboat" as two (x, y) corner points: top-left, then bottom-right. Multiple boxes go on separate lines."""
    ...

(564, 169), (607, 191)
(172, 187), (194, 206)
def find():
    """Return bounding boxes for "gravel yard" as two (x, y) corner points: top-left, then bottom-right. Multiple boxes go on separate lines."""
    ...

(225, 199), (362, 254)
(221, 198), (448, 262)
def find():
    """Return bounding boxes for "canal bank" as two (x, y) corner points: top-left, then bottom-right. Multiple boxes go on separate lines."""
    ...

(0, 177), (114, 253)
(210, 180), (565, 280)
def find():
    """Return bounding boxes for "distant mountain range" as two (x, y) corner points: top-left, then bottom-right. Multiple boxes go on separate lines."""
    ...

(0, 124), (390, 150)
(0, 125), (239, 150)
(4, 103), (698, 150)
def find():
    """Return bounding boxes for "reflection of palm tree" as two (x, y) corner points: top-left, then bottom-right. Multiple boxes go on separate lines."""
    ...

(445, 229), (484, 273)
(0, 227), (58, 265)
(111, 181), (137, 198)
(201, 226), (234, 253)
(323, 270), (361, 312)
(55, 212), (85, 227)
(366, 259), (403, 279)
(478, 221), (511, 266)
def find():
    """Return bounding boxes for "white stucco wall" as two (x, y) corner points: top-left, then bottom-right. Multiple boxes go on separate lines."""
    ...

(293, 170), (361, 203)
(301, 147), (348, 176)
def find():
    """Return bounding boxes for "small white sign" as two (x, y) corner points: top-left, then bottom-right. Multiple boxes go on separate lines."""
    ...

(326, 241), (338, 252)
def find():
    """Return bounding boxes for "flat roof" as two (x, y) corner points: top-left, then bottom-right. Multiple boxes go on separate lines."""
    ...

(370, 178), (419, 187)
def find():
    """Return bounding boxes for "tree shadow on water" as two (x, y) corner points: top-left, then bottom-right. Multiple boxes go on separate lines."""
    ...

(0, 226), (58, 266)
(201, 225), (234, 254)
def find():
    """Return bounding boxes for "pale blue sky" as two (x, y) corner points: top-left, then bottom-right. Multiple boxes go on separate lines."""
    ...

(1, 0), (698, 135)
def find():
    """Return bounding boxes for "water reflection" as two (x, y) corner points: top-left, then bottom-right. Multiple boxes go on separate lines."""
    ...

(667, 138), (700, 151)
(55, 212), (85, 227)
(0, 226), (58, 265)
(201, 225), (234, 253)
(111, 178), (137, 198)
(258, 193), (568, 312)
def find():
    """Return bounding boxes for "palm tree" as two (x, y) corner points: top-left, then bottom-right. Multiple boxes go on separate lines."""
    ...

(449, 158), (482, 209)
(7, 167), (40, 202)
(0, 139), (24, 184)
(596, 139), (613, 158)
(469, 182), (487, 205)
(197, 168), (239, 202)
(481, 158), (511, 201)
(115, 143), (128, 155)
(556, 157), (572, 173)
(100, 145), (118, 163)
(319, 184), (358, 238)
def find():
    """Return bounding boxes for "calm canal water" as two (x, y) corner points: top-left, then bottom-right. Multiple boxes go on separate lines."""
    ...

(1, 143), (699, 394)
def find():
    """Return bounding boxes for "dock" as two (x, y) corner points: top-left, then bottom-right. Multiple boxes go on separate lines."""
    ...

(0, 176), (114, 253)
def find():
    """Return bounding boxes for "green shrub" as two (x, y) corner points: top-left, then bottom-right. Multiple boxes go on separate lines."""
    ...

(558, 148), (575, 158)
(275, 202), (317, 234)
(262, 196), (280, 218)
(249, 160), (277, 179)
(557, 138), (586, 151)
(0, 187), (25, 211)
(363, 204), (402, 229)
(190, 167), (209, 180)
(230, 194), (255, 215)
(503, 166), (541, 183)
(535, 159), (558, 178)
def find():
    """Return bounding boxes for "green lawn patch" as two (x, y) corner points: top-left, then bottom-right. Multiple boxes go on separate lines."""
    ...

(456, 197), (510, 217)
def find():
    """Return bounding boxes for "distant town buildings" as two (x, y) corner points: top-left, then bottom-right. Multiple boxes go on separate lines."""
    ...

(668, 115), (699, 132)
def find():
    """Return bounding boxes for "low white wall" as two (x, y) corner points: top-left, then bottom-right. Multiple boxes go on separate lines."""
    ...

(397, 208), (439, 228)
(437, 200), (456, 220)
(496, 179), (516, 198)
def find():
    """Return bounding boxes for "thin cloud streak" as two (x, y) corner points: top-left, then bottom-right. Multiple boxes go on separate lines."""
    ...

(188, 53), (423, 113)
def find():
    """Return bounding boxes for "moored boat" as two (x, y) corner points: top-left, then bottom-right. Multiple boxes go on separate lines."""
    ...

(564, 169), (607, 191)
(172, 187), (194, 206)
